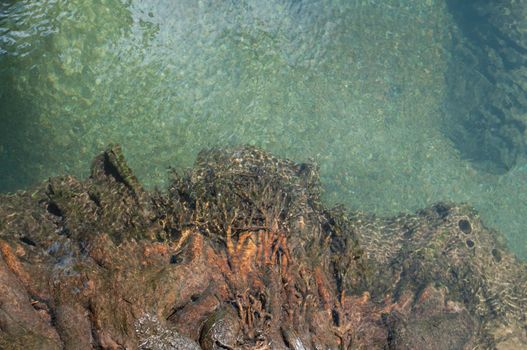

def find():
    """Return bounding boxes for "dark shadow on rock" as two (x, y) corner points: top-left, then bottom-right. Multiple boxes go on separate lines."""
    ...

(0, 85), (49, 192)
(444, 0), (527, 174)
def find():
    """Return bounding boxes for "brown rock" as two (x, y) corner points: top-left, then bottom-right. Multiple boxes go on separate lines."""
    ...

(0, 145), (525, 349)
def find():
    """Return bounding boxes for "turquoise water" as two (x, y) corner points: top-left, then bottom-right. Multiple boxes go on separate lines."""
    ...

(1, 0), (526, 258)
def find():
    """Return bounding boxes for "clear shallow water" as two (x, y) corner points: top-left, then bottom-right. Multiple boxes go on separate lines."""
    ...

(0, 0), (526, 258)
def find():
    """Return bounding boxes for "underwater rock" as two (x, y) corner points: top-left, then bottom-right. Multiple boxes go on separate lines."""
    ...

(382, 285), (476, 350)
(199, 306), (240, 350)
(136, 314), (201, 350)
(0, 145), (526, 349)
(445, 0), (527, 173)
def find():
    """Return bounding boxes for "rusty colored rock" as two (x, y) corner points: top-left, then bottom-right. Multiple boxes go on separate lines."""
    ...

(0, 145), (526, 349)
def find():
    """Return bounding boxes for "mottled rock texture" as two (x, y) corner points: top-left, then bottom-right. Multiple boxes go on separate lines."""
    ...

(0, 145), (526, 349)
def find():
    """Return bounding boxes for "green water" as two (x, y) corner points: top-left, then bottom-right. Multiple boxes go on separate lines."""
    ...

(1, 0), (526, 258)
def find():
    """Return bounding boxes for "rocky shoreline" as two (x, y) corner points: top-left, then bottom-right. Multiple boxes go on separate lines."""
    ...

(0, 145), (526, 349)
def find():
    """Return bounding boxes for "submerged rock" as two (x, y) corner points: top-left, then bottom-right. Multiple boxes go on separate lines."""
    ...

(0, 145), (526, 349)
(445, 0), (527, 174)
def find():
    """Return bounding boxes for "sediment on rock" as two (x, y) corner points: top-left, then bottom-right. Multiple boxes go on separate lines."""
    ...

(0, 145), (526, 349)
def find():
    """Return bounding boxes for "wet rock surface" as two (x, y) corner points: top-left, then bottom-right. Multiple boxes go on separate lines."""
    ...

(0, 145), (526, 349)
